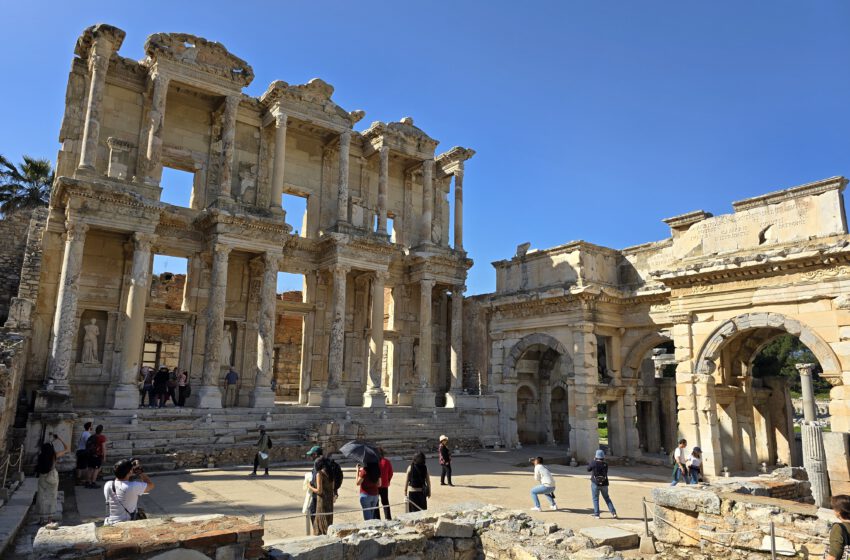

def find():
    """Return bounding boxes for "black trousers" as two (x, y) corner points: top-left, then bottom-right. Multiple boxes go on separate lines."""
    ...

(407, 491), (427, 512)
(375, 487), (391, 520)
(252, 453), (268, 474)
(441, 464), (452, 485)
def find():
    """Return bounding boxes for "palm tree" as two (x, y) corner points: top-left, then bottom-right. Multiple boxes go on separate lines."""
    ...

(0, 154), (54, 215)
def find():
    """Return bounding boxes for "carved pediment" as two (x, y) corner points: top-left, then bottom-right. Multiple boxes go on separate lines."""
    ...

(143, 32), (254, 87)
(75, 23), (126, 59)
(260, 79), (364, 129)
(362, 117), (439, 158)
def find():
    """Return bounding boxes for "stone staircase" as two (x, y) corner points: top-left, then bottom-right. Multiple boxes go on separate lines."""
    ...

(68, 405), (496, 473)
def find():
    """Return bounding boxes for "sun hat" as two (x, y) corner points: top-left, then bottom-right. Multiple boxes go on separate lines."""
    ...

(439, 435), (448, 442)
(306, 445), (323, 457)
(692, 446), (702, 453)
(595, 450), (605, 459)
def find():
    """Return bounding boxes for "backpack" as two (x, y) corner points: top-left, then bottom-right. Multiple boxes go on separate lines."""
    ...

(85, 434), (99, 456)
(327, 459), (344, 492)
(830, 523), (850, 560)
(592, 461), (609, 487)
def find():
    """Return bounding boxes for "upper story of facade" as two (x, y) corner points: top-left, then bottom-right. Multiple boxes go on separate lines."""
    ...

(491, 176), (850, 301)
(53, 23), (474, 258)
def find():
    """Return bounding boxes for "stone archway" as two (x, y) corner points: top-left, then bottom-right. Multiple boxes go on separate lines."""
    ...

(691, 312), (841, 474)
(503, 333), (572, 448)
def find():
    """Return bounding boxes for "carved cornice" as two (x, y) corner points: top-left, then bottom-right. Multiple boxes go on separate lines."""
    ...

(259, 79), (363, 131)
(75, 23), (125, 60)
(142, 32), (253, 87)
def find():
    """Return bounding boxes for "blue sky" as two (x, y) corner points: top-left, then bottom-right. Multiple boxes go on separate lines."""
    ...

(3, 1), (849, 295)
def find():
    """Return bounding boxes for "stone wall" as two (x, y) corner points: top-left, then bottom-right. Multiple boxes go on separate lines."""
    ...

(651, 485), (835, 559)
(274, 291), (303, 400)
(32, 514), (264, 559)
(0, 210), (37, 324)
(0, 332), (28, 457)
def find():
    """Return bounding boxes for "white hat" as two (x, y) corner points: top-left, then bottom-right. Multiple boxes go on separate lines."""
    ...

(439, 435), (448, 442)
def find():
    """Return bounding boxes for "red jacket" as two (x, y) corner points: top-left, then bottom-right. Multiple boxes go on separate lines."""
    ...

(379, 457), (393, 487)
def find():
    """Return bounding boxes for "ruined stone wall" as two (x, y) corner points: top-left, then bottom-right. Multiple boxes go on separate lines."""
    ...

(0, 332), (30, 457)
(0, 210), (35, 324)
(274, 291), (303, 399)
(461, 295), (489, 393)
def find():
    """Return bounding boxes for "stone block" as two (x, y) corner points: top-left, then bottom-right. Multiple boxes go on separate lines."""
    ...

(270, 536), (343, 560)
(423, 537), (453, 560)
(651, 486), (721, 514)
(578, 526), (640, 550)
(33, 522), (99, 559)
(434, 518), (474, 539)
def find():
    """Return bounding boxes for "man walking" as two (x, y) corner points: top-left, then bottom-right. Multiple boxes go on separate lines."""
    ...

(588, 450), (617, 519)
(223, 367), (239, 408)
(529, 456), (557, 511)
(670, 439), (688, 486)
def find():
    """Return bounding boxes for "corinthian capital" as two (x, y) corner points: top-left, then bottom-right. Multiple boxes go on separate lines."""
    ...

(65, 220), (89, 240)
(132, 232), (157, 252)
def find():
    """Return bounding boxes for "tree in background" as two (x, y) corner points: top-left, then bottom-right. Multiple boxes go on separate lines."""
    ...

(752, 334), (830, 397)
(0, 155), (53, 215)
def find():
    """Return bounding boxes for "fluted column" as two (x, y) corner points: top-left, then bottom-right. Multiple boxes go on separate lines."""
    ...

(446, 285), (465, 407)
(144, 73), (170, 185)
(197, 243), (231, 408)
(797, 363), (817, 422)
(111, 232), (156, 408)
(219, 95), (240, 202)
(413, 278), (436, 409)
(46, 221), (89, 394)
(336, 131), (351, 224)
(270, 109), (288, 211)
(251, 252), (280, 407)
(323, 264), (349, 407)
(376, 146), (389, 235)
(364, 271), (389, 407)
(77, 40), (114, 171)
(453, 166), (464, 250)
(420, 159), (434, 244)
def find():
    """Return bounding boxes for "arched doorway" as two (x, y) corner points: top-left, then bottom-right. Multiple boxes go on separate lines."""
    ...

(694, 313), (840, 474)
(504, 333), (573, 448)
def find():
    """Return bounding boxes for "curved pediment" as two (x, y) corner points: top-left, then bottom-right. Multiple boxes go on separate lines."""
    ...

(143, 32), (254, 87)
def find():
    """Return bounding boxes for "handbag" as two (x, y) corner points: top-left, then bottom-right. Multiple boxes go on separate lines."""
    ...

(110, 480), (147, 521)
(258, 452), (269, 461)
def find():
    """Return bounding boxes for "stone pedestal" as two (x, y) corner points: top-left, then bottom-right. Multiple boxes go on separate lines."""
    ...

(362, 388), (387, 408)
(195, 385), (224, 409)
(249, 386), (275, 408)
(321, 388), (347, 408)
(110, 383), (140, 410)
(413, 388), (436, 410)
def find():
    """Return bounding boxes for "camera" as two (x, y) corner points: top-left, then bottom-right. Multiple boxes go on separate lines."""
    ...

(131, 459), (143, 475)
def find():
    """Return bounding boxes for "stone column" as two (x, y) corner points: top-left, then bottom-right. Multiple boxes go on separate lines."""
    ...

(299, 271), (318, 404)
(251, 252), (280, 408)
(413, 278), (436, 409)
(797, 363), (817, 422)
(420, 160), (434, 244)
(144, 73), (170, 185)
(323, 264), (349, 407)
(376, 146), (389, 235)
(572, 325), (600, 462)
(197, 243), (231, 408)
(445, 286), (464, 407)
(77, 40), (114, 171)
(364, 271), (389, 407)
(46, 221), (89, 393)
(111, 232), (156, 408)
(219, 95), (240, 202)
(336, 131), (351, 224)
(270, 109), (288, 211)
(454, 166), (464, 250)
(803, 422), (832, 507)
(623, 382), (642, 458)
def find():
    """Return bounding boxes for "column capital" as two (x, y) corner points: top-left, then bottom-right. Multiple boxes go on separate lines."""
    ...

(421, 278), (436, 290)
(211, 242), (233, 258)
(132, 232), (157, 251)
(330, 263), (351, 276)
(150, 71), (170, 89)
(670, 312), (692, 325)
(271, 108), (289, 126)
(263, 251), (282, 270)
(339, 130), (352, 143)
(379, 145), (390, 157)
(454, 166), (464, 182)
(452, 284), (466, 296)
(795, 363), (816, 376)
(65, 220), (89, 240)
(374, 270), (390, 282)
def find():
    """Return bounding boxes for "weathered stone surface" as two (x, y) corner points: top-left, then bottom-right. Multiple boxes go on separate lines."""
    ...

(578, 526), (640, 550)
(271, 536), (343, 560)
(652, 487), (721, 514)
(434, 518), (474, 539)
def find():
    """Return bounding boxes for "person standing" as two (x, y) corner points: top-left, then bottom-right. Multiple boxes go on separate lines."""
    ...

(687, 446), (702, 485)
(35, 434), (68, 524)
(177, 370), (189, 407)
(86, 424), (107, 488)
(376, 447), (393, 520)
(75, 421), (92, 485)
(438, 435), (453, 486)
(826, 495), (850, 560)
(404, 452), (431, 512)
(529, 456), (557, 511)
(249, 425), (272, 477)
(670, 439), (688, 486)
(223, 367), (239, 408)
(308, 457), (334, 535)
(104, 459), (155, 525)
(356, 462), (381, 520)
(139, 367), (154, 407)
(306, 445), (324, 525)
(167, 367), (179, 406)
(153, 366), (170, 408)
(588, 450), (617, 519)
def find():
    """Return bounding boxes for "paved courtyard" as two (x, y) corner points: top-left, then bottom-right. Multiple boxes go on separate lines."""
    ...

(71, 447), (670, 547)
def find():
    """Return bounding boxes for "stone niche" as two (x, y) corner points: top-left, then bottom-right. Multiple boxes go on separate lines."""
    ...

(76, 309), (108, 366)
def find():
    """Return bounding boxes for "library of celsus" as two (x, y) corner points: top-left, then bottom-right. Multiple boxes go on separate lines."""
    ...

(0, 23), (848, 498)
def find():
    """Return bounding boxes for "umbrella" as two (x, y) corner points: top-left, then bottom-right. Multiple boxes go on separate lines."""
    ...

(338, 440), (380, 464)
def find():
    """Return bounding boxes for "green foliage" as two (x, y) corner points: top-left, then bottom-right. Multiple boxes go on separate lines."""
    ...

(0, 154), (53, 215)
(752, 334), (830, 396)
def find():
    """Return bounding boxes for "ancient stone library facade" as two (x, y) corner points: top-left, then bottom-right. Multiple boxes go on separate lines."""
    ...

(1, 23), (849, 492)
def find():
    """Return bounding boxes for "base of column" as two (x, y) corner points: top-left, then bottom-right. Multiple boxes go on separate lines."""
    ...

(307, 389), (324, 406)
(111, 383), (141, 410)
(321, 388), (347, 408)
(195, 385), (224, 409)
(250, 386), (276, 408)
(444, 390), (463, 408)
(396, 391), (413, 406)
(362, 388), (388, 408)
(413, 389), (436, 410)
